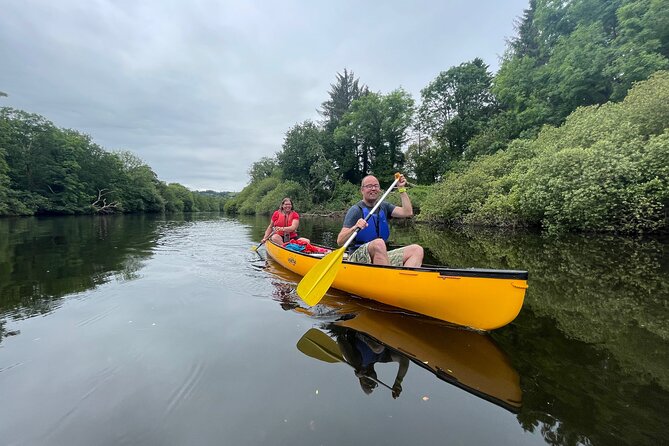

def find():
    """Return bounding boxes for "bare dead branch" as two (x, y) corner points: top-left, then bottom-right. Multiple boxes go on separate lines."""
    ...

(91, 189), (119, 214)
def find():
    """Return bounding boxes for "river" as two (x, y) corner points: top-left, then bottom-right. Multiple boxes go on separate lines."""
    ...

(0, 213), (667, 445)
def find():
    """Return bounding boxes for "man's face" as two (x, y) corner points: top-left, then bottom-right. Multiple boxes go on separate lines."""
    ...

(361, 176), (380, 203)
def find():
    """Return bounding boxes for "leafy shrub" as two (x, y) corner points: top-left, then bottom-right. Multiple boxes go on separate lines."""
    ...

(225, 177), (279, 215)
(418, 71), (669, 233)
(304, 181), (357, 212)
(255, 181), (311, 214)
(418, 140), (536, 225)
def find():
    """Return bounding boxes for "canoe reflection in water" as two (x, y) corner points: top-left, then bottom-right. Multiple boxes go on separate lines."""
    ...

(299, 326), (409, 398)
(297, 311), (522, 412)
(268, 267), (522, 412)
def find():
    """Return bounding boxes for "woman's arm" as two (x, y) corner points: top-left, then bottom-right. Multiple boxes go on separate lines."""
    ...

(262, 211), (280, 241)
(262, 222), (274, 241)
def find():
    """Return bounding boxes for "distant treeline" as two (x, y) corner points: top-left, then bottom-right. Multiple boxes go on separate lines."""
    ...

(229, 0), (668, 233)
(0, 108), (234, 216)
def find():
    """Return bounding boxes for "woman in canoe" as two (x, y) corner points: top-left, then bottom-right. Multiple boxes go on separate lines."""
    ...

(262, 197), (310, 245)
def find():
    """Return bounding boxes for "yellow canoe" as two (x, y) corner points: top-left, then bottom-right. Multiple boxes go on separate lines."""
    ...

(265, 241), (528, 331)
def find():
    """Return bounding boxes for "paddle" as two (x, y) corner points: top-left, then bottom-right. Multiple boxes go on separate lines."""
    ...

(296, 328), (392, 390)
(251, 228), (276, 252)
(296, 173), (402, 306)
(296, 328), (344, 363)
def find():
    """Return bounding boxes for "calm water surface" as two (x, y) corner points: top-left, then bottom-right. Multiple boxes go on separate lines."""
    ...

(0, 214), (667, 446)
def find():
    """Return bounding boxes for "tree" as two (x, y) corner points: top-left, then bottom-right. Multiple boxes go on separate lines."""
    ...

(248, 156), (279, 183)
(309, 153), (340, 204)
(418, 58), (498, 162)
(0, 108), (54, 195)
(543, 23), (613, 120)
(377, 88), (414, 179)
(320, 69), (369, 183)
(335, 92), (384, 178)
(334, 90), (414, 181)
(320, 69), (368, 132)
(0, 106), (210, 216)
(495, 0), (669, 137)
(116, 151), (165, 213)
(0, 147), (10, 214)
(0, 108), (89, 213)
(510, 0), (542, 60)
(605, 0), (669, 100)
(166, 183), (194, 212)
(419, 70), (669, 233)
(74, 135), (126, 211)
(405, 140), (449, 184)
(277, 121), (325, 188)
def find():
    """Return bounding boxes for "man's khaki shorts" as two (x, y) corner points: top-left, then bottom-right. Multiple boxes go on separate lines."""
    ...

(348, 243), (405, 266)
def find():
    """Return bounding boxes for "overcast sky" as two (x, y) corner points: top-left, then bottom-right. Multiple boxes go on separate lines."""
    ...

(1, 0), (529, 192)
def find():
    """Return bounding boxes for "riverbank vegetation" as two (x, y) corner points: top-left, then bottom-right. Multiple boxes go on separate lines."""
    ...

(229, 0), (668, 233)
(0, 108), (231, 216)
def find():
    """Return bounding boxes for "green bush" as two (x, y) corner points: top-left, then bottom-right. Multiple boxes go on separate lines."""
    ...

(516, 73), (669, 233)
(255, 181), (311, 214)
(310, 181), (359, 212)
(418, 140), (536, 225)
(225, 177), (280, 215)
(418, 71), (669, 233)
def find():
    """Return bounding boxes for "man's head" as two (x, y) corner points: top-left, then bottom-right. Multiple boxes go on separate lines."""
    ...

(355, 368), (378, 395)
(360, 175), (381, 205)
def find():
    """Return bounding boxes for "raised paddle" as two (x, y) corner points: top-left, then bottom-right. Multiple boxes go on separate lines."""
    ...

(296, 173), (402, 306)
(296, 328), (393, 390)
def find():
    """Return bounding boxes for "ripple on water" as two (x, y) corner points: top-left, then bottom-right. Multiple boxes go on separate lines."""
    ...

(76, 304), (120, 327)
(163, 360), (206, 416)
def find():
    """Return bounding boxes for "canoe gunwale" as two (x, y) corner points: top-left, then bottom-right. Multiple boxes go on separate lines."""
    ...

(269, 241), (529, 281)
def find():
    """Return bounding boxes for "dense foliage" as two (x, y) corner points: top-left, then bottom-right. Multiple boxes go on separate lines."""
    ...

(419, 71), (669, 233)
(0, 108), (229, 216)
(233, 0), (668, 233)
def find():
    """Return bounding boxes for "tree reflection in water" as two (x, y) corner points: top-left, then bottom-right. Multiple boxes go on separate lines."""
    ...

(0, 215), (161, 343)
(266, 219), (669, 446)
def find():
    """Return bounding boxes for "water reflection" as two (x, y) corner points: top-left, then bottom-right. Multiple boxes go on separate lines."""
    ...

(400, 225), (669, 446)
(266, 262), (522, 411)
(403, 225), (669, 391)
(2, 214), (666, 445)
(0, 215), (163, 343)
(298, 327), (409, 398)
(261, 221), (669, 445)
(334, 310), (521, 410)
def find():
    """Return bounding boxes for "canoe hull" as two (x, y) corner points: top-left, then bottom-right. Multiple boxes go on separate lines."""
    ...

(265, 242), (528, 331)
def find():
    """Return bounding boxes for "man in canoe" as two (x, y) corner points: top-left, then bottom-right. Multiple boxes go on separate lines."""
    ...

(337, 174), (423, 267)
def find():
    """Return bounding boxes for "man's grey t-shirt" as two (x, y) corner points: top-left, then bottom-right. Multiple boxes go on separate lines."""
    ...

(343, 201), (396, 228)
